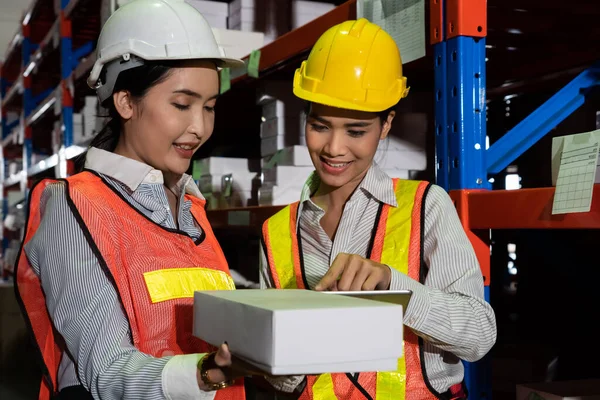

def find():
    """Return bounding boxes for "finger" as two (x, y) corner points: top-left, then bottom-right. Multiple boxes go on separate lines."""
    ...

(337, 256), (361, 291)
(316, 253), (349, 291)
(350, 261), (372, 291)
(214, 343), (231, 367)
(362, 271), (382, 291)
(329, 280), (339, 291)
(207, 345), (231, 383)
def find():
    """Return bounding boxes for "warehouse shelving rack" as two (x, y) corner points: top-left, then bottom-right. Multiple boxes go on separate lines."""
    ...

(1, 0), (600, 399)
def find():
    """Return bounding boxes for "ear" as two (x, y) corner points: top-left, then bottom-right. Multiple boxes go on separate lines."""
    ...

(113, 91), (134, 120)
(380, 110), (396, 140)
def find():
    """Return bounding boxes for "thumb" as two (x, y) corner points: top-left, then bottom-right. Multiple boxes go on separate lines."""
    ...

(214, 343), (232, 367)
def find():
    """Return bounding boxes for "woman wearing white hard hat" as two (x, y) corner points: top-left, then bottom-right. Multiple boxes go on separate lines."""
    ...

(14, 0), (255, 399)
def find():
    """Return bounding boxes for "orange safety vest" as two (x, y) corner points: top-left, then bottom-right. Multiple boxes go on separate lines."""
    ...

(14, 171), (245, 400)
(262, 179), (466, 400)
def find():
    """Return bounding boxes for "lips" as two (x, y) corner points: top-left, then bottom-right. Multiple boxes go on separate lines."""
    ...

(173, 142), (199, 151)
(320, 157), (354, 175)
(172, 142), (200, 159)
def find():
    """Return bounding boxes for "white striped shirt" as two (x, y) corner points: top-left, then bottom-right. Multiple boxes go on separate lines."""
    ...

(259, 163), (497, 394)
(24, 148), (215, 400)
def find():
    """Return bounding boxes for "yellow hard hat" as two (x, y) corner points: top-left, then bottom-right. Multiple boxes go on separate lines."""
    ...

(293, 18), (409, 113)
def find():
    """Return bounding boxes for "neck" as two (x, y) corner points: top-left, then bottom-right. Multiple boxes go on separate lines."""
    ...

(163, 172), (183, 193)
(114, 141), (183, 190)
(313, 167), (369, 211)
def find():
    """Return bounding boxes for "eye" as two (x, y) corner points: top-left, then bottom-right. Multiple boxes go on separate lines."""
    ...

(310, 123), (328, 132)
(348, 130), (366, 138)
(172, 103), (190, 111)
(204, 105), (215, 113)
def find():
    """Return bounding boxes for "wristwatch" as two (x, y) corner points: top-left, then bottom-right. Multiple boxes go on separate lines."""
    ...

(198, 352), (233, 391)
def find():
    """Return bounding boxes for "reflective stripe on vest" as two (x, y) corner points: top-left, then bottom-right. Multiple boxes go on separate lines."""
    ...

(15, 172), (244, 400)
(262, 178), (435, 400)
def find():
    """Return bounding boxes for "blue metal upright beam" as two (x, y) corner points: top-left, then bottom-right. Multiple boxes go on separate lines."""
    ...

(446, 36), (489, 190)
(432, 1), (490, 399)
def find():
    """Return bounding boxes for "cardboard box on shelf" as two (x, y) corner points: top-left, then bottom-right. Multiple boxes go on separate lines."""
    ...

(210, 28), (264, 59)
(193, 289), (404, 375)
(261, 145), (313, 167)
(258, 183), (303, 205)
(262, 165), (313, 186)
(185, 0), (228, 16)
(260, 116), (304, 139)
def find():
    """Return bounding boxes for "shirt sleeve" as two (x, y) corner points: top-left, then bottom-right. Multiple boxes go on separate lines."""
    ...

(24, 182), (215, 400)
(388, 184), (497, 362)
(259, 238), (275, 289)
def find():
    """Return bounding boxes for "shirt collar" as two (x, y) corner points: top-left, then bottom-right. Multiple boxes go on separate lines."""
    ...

(299, 162), (397, 207)
(84, 147), (204, 199)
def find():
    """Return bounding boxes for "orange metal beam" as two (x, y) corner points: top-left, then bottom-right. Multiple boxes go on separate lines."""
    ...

(446, 0), (487, 39)
(453, 185), (600, 230)
(430, 0), (443, 44)
(451, 190), (491, 285)
(232, 0), (357, 84)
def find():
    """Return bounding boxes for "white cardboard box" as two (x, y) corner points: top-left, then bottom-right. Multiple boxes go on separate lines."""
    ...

(210, 28), (264, 59)
(185, 0), (229, 16)
(261, 145), (313, 167)
(193, 289), (404, 375)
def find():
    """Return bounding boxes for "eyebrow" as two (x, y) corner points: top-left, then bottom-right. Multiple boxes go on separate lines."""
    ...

(173, 89), (219, 101)
(308, 113), (372, 128)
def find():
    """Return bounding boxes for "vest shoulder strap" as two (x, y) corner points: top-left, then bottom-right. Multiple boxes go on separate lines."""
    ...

(262, 202), (304, 289)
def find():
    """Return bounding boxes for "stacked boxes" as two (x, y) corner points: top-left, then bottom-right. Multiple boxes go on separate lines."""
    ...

(186, 0), (229, 28)
(257, 81), (314, 205)
(292, 0), (335, 29)
(210, 27), (264, 60)
(194, 157), (260, 209)
(227, 0), (336, 44)
(72, 97), (101, 146)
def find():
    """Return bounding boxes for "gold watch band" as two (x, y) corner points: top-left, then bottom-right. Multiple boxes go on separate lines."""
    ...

(198, 352), (233, 391)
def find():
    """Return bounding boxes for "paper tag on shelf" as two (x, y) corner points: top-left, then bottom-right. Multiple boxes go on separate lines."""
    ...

(220, 68), (231, 94)
(247, 49), (261, 78)
(552, 132), (599, 215)
(357, 0), (426, 64)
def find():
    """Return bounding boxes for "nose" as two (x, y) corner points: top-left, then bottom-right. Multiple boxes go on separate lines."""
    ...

(188, 109), (207, 139)
(323, 130), (347, 157)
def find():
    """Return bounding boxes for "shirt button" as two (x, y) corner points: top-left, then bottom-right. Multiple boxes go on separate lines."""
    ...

(150, 175), (157, 183)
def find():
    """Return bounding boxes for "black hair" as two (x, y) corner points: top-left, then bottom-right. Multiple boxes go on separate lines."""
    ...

(74, 60), (181, 172)
(303, 101), (397, 124)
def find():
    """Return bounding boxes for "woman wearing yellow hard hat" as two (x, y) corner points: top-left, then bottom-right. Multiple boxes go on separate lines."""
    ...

(260, 18), (497, 399)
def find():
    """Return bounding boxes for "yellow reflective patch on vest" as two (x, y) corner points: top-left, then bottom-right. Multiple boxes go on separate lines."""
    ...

(380, 179), (421, 276)
(312, 374), (338, 400)
(266, 206), (298, 289)
(143, 268), (235, 303)
(376, 356), (407, 400)
(375, 179), (421, 399)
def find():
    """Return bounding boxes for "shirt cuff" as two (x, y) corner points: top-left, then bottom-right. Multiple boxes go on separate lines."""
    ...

(162, 354), (216, 400)
(265, 375), (306, 393)
(388, 266), (431, 331)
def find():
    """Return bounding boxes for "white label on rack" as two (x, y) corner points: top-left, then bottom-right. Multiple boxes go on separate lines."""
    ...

(357, 0), (426, 64)
(552, 132), (599, 215)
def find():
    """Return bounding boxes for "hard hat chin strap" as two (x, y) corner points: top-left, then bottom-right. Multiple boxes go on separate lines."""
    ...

(97, 54), (146, 105)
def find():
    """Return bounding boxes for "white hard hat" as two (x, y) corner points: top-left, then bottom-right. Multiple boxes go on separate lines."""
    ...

(87, 0), (244, 104)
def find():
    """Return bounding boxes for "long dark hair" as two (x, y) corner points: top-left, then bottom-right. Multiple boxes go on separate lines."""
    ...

(74, 60), (180, 172)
